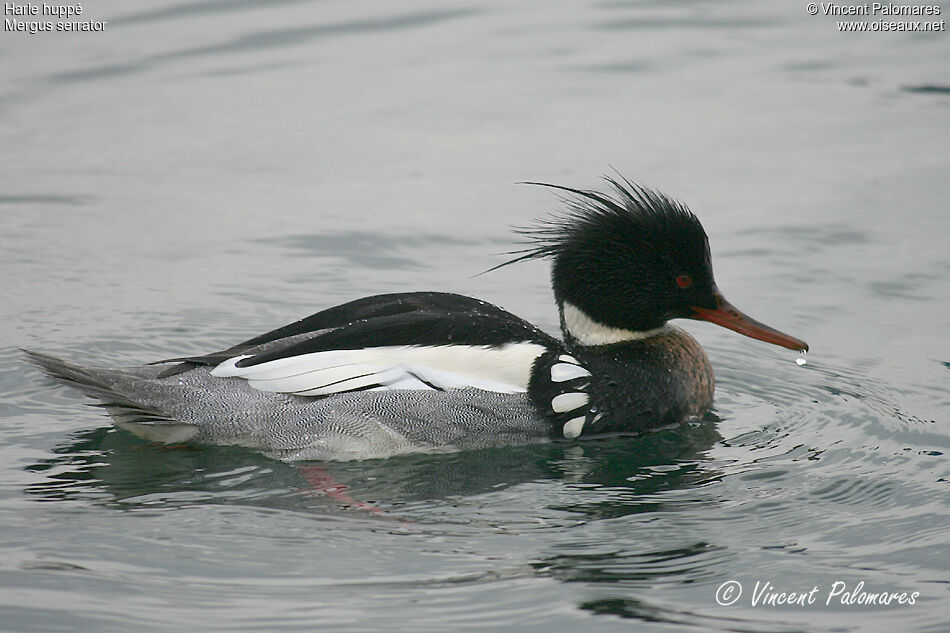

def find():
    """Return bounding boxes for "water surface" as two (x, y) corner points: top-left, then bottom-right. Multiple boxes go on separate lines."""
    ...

(2, 1), (949, 631)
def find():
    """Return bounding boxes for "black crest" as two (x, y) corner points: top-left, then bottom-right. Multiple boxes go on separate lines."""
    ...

(493, 175), (706, 268)
(494, 175), (717, 332)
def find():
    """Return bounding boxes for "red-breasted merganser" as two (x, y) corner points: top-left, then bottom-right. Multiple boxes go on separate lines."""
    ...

(26, 176), (807, 461)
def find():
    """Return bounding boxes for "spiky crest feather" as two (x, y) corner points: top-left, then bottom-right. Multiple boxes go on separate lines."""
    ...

(487, 175), (706, 273)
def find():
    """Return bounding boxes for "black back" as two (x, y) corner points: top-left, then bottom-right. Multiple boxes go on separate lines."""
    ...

(156, 292), (560, 376)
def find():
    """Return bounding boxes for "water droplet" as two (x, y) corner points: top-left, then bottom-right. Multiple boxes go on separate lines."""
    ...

(795, 350), (807, 366)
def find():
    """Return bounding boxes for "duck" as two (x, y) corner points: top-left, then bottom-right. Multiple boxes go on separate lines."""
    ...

(26, 176), (808, 461)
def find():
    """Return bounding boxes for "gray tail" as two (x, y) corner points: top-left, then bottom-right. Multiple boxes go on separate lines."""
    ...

(23, 349), (174, 425)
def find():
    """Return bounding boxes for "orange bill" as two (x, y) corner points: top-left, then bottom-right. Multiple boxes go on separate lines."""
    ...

(690, 288), (808, 352)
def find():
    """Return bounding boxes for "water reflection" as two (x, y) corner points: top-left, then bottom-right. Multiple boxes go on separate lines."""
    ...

(114, 0), (318, 27)
(0, 195), (95, 206)
(253, 230), (477, 269)
(25, 416), (723, 518)
(902, 84), (950, 95)
(50, 8), (481, 84)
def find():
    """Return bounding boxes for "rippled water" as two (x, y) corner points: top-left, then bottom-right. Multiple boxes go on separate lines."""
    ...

(2, 1), (949, 631)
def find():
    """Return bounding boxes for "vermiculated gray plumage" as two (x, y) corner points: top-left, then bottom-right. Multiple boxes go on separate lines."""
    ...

(24, 350), (552, 461)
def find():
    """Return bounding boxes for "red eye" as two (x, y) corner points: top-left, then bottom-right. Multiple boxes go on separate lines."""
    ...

(676, 274), (692, 289)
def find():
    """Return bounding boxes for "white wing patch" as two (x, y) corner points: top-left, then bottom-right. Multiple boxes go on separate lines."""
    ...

(551, 391), (590, 413)
(211, 343), (547, 396)
(562, 416), (586, 439)
(550, 361), (592, 383)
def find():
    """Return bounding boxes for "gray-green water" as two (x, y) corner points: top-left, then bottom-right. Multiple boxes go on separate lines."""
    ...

(2, 1), (949, 631)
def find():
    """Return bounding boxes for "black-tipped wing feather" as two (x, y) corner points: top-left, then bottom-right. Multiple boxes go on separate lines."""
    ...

(157, 292), (558, 377)
(155, 292), (563, 397)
